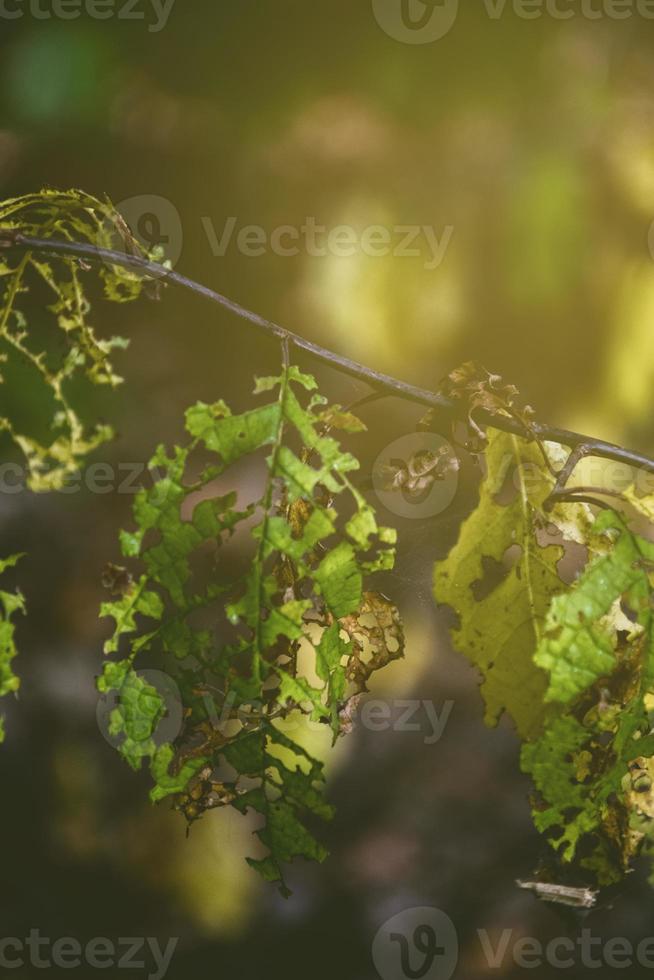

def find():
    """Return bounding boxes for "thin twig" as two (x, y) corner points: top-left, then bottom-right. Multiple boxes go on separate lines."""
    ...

(547, 493), (616, 512)
(543, 443), (593, 510)
(547, 483), (629, 513)
(5, 231), (654, 478)
(549, 485), (628, 503)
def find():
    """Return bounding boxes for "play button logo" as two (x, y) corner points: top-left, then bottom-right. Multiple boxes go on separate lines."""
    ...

(372, 907), (459, 980)
(372, 0), (459, 43)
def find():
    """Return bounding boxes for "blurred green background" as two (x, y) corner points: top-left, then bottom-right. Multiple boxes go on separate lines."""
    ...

(3, 3), (654, 978)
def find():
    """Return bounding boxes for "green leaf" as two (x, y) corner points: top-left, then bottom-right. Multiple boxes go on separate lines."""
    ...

(98, 663), (165, 771)
(100, 576), (164, 654)
(229, 724), (332, 896)
(186, 401), (281, 464)
(434, 429), (583, 738)
(534, 513), (650, 704)
(314, 542), (362, 619)
(150, 745), (209, 803)
(0, 554), (25, 743)
(521, 715), (600, 861)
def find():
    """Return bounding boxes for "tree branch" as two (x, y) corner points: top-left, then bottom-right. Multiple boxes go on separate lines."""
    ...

(4, 231), (654, 478)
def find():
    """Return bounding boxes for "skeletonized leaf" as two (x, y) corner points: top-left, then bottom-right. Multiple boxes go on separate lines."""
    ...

(100, 365), (401, 893)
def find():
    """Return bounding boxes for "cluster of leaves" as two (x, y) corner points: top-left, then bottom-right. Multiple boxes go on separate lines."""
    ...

(435, 423), (654, 889)
(0, 188), (152, 491)
(522, 510), (654, 885)
(0, 190), (153, 743)
(99, 365), (403, 895)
